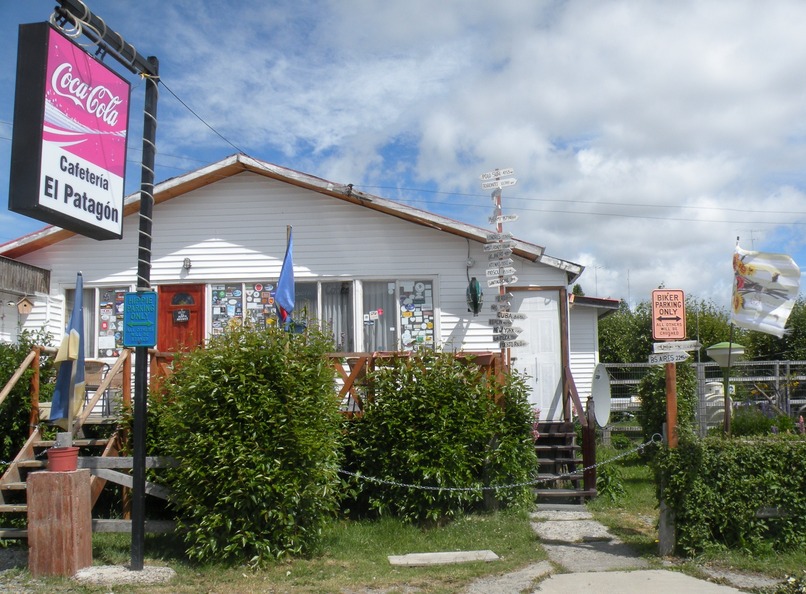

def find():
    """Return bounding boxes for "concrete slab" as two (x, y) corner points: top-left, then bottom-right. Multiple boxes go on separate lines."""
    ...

(388, 550), (499, 566)
(542, 541), (649, 572)
(463, 560), (552, 594)
(530, 569), (747, 593)
(531, 519), (618, 543)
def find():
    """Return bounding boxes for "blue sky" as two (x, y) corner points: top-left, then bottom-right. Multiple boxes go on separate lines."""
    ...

(3, 0), (806, 307)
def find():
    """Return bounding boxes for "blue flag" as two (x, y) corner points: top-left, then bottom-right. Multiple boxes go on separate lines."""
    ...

(51, 272), (86, 430)
(275, 228), (294, 327)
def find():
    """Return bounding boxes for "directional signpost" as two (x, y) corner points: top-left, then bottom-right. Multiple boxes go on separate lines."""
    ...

(479, 167), (528, 356)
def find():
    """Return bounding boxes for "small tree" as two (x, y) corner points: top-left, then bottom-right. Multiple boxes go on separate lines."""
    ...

(151, 323), (342, 565)
(637, 362), (697, 450)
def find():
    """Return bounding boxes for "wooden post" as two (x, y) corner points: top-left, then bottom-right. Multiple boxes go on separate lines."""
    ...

(28, 469), (93, 577)
(29, 347), (40, 436)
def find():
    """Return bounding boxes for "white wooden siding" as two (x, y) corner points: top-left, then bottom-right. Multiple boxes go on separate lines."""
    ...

(17, 172), (569, 353)
(569, 306), (598, 400)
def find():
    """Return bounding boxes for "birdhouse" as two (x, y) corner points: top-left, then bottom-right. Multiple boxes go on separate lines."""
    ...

(17, 297), (34, 315)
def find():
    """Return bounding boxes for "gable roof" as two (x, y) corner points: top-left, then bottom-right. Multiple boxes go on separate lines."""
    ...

(0, 154), (583, 283)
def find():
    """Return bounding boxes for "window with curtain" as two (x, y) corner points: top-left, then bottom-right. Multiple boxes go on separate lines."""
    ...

(362, 281), (398, 351)
(322, 281), (353, 351)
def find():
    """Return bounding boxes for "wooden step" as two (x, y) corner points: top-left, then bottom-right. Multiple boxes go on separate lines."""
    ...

(538, 457), (580, 465)
(0, 528), (27, 538)
(0, 482), (27, 490)
(34, 438), (110, 448)
(535, 488), (596, 498)
(16, 460), (46, 469)
(537, 473), (583, 481)
(0, 504), (27, 513)
(536, 444), (580, 452)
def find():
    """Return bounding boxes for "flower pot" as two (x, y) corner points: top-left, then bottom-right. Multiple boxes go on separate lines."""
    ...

(47, 446), (79, 472)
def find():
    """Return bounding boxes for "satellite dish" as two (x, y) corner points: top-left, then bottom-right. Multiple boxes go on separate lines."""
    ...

(590, 363), (611, 427)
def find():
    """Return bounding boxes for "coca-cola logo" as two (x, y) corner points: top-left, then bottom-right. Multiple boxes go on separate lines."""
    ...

(50, 62), (124, 127)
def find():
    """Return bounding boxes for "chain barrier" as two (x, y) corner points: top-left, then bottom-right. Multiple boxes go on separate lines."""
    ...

(337, 433), (663, 493)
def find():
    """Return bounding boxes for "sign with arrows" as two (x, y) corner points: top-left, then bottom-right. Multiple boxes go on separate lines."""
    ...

(488, 318), (514, 327)
(486, 231), (513, 242)
(648, 351), (690, 365)
(651, 289), (686, 340)
(480, 167), (515, 181)
(488, 250), (513, 260)
(487, 276), (518, 287)
(488, 213), (520, 224)
(495, 292), (513, 302)
(653, 340), (701, 353)
(486, 267), (517, 277)
(500, 339), (528, 348)
(123, 291), (158, 347)
(483, 241), (514, 253)
(497, 311), (527, 319)
(482, 178), (517, 190)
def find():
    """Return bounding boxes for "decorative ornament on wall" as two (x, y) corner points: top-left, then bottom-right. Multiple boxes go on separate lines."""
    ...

(466, 277), (483, 316)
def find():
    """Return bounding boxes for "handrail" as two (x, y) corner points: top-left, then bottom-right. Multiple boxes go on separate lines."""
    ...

(74, 349), (132, 434)
(0, 349), (38, 409)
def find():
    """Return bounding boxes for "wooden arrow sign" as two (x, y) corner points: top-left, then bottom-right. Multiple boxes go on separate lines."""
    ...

(487, 276), (518, 288)
(648, 351), (690, 365)
(500, 339), (528, 348)
(486, 231), (514, 242)
(488, 250), (513, 260)
(488, 318), (514, 327)
(495, 292), (514, 302)
(483, 241), (514, 253)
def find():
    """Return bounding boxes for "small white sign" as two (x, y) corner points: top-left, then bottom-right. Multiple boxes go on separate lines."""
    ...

(500, 339), (528, 348)
(483, 241), (514, 253)
(648, 352), (690, 365)
(486, 231), (514, 242)
(495, 292), (514, 302)
(480, 167), (515, 181)
(488, 214), (520, 224)
(486, 266), (517, 277)
(497, 311), (527, 319)
(488, 250), (513, 260)
(488, 318), (513, 327)
(653, 340), (701, 353)
(487, 276), (518, 288)
(481, 178), (517, 190)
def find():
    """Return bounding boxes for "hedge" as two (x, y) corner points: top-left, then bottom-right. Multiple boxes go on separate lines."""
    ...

(657, 435), (806, 555)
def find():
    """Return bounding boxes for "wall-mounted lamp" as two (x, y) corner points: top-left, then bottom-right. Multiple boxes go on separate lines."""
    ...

(183, 257), (192, 271)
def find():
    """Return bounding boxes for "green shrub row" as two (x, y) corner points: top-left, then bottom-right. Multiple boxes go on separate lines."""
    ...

(340, 351), (536, 526)
(657, 435), (806, 555)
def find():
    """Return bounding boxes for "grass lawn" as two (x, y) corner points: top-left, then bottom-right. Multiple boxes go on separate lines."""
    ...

(7, 510), (545, 593)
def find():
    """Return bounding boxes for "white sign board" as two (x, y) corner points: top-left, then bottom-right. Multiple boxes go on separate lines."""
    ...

(480, 167), (515, 181)
(648, 352), (690, 365)
(653, 340), (701, 353)
(481, 178), (517, 190)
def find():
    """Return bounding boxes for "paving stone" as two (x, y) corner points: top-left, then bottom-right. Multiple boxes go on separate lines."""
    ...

(531, 519), (618, 543)
(542, 541), (650, 572)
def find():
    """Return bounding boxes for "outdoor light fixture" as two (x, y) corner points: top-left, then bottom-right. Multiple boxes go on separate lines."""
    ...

(466, 277), (483, 316)
(706, 341), (745, 435)
(182, 257), (192, 271)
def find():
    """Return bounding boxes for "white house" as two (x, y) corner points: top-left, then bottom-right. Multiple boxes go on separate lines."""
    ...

(0, 154), (617, 419)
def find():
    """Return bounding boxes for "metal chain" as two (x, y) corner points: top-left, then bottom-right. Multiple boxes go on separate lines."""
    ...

(337, 433), (663, 493)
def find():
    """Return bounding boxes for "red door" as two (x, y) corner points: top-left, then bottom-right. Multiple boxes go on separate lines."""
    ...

(157, 284), (205, 352)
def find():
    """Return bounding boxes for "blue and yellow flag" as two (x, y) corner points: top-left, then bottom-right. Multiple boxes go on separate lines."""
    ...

(51, 272), (86, 430)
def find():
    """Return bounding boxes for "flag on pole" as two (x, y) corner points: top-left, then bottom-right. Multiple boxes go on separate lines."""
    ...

(275, 227), (294, 327)
(731, 245), (801, 338)
(51, 272), (86, 430)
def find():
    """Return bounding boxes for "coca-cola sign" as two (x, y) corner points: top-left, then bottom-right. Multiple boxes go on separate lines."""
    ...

(9, 22), (131, 240)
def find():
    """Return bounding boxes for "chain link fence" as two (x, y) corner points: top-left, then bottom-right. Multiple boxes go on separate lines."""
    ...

(603, 360), (806, 438)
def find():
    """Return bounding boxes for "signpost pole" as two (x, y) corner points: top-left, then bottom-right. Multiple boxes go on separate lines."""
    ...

(131, 56), (159, 572)
(665, 362), (678, 448)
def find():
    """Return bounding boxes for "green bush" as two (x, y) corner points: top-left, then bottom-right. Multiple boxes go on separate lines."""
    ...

(341, 351), (536, 526)
(151, 324), (342, 565)
(732, 406), (796, 436)
(0, 330), (54, 468)
(656, 435), (806, 555)
(637, 363), (697, 451)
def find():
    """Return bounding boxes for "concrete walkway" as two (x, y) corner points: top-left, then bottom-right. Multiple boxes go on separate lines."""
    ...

(463, 504), (781, 594)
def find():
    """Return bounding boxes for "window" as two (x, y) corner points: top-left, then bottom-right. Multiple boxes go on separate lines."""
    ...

(66, 286), (130, 358)
(322, 282), (353, 351)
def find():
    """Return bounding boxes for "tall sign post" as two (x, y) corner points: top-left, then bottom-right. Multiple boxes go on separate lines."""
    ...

(651, 289), (686, 557)
(480, 168), (525, 369)
(50, 0), (160, 571)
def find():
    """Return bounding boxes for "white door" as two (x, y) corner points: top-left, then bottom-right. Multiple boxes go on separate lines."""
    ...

(509, 291), (564, 420)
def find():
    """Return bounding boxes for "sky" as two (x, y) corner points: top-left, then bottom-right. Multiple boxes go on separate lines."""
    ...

(3, 0), (806, 309)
